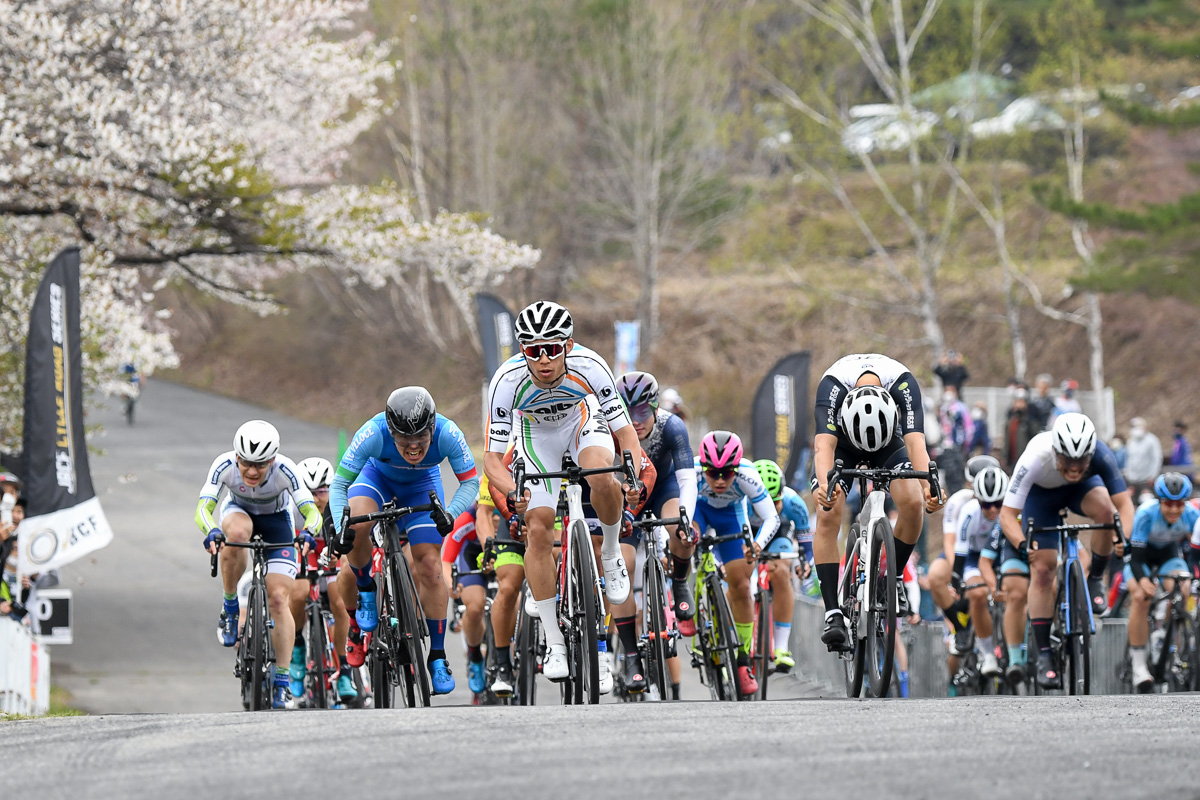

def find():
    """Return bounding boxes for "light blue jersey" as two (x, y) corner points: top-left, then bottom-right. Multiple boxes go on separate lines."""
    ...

(1131, 500), (1199, 549)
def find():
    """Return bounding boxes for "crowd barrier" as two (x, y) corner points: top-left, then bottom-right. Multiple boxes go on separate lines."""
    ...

(0, 617), (51, 715)
(790, 597), (1130, 697)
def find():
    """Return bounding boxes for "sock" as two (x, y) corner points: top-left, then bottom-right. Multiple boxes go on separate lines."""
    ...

(773, 622), (791, 652)
(736, 622), (753, 656)
(600, 520), (621, 557)
(1130, 645), (1147, 671)
(1089, 553), (1110, 580)
(671, 682), (681, 700)
(294, 632), (304, 648)
(426, 618), (446, 652)
(894, 539), (915, 576)
(468, 644), (483, 664)
(1008, 644), (1026, 666)
(671, 554), (691, 582)
(352, 563), (374, 590)
(941, 605), (963, 633)
(978, 635), (993, 655)
(274, 667), (289, 683)
(495, 645), (511, 668)
(898, 671), (909, 698)
(223, 593), (238, 604)
(1031, 617), (1052, 656)
(615, 616), (638, 654)
(536, 599), (565, 649)
(816, 563), (841, 612)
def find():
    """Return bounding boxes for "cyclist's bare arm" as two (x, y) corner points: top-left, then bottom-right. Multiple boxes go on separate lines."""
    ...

(813, 432), (840, 507)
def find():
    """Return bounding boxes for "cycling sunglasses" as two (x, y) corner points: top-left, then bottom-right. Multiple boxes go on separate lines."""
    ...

(522, 342), (566, 360)
(980, 500), (1002, 511)
(237, 457), (273, 470)
(1055, 454), (1091, 471)
(1161, 499), (1187, 509)
(705, 466), (737, 480)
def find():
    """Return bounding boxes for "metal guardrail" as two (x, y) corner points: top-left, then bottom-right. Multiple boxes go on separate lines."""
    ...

(790, 597), (1131, 697)
(0, 618), (50, 715)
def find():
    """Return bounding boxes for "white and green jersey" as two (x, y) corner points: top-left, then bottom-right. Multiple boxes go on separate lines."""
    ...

(198, 452), (312, 515)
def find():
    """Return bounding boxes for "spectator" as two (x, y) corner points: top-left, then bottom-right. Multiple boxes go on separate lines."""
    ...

(1028, 374), (1055, 431)
(1169, 421), (1194, 480)
(1052, 379), (1082, 420)
(968, 401), (991, 456)
(933, 349), (970, 394)
(938, 386), (973, 493)
(1110, 436), (1127, 471)
(659, 387), (687, 421)
(1122, 417), (1162, 498)
(1004, 386), (1040, 469)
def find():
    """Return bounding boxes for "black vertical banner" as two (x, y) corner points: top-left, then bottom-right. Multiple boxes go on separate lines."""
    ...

(475, 293), (517, 379)
(750, 351), (812, 483)
(19, 247), (112, 574)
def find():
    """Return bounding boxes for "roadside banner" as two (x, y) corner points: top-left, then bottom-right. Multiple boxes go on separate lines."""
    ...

(475, 293), (517, 379)
(18, 248), (113, 576)
(614, 321), (639, 376)
(749, 351), (812, 486)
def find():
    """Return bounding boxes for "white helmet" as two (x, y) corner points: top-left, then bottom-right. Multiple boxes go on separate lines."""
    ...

(840, 386), (898, 452)
(514, 300), (573, 344)
(297, 457), (334, 490)
(1051, 412), (1097, 460)
(972, 466), (1009, 503)
(234, 420), (280, 463)
(965, 454), (1000, 484)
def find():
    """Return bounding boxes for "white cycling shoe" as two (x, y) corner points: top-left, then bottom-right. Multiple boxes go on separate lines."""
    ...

(598, 652), (614, 695)
(543, 644), (569, 682)
(1132, 660), (1154, 692)
(602, 552), (630, 605)
(525, 592), (540, 618)
(980, 651), (1001, 677)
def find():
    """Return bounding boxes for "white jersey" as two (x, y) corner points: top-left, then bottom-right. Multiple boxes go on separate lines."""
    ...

(821, 353), (910, 391)
(198, 451), (312, 514)
(955, 498), (999, 556)
(485, 343), (629, 452)
(942, 488), (975, 536)
(1003, 432), (1068, 510)
(694, 458), (780, 546)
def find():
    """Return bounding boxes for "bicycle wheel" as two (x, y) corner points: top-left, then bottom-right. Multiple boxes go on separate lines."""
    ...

(642, 557), (671, 701)
(841, 525), (865, 698)
(515, 584), (539, 706)
(248, 583), (270, 711)
(392, 549), (432, 707)
(482, 607), (507, 705)
(1116, 638), (1133, 694)
(690, 577), (720, 700)
(864, 520), (897, 698)
(753, 586), (772, 701)
(1170, 611), (1196, 693)
(708, 573), (743, 701)
(570, 520), (602, 705)
(1066, 559), (1091, 695)
(306, 602), (330, 709)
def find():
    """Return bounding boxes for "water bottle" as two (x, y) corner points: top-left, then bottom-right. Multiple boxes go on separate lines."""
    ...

(1150, 629), (1165, 665)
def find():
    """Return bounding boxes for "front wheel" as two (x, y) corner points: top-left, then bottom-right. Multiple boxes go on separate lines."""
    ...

(864, 519), (897, 698)
(305, 602), (330, 709)
(753, 586), (773, 701)
(514, 583), (539, 706)
(247, 583), (271, 711)
(841, 525), (865, 699)
(708, 572), (742, 701)
(1065, 559), (1091, 696)
(642, 557), (671, 701)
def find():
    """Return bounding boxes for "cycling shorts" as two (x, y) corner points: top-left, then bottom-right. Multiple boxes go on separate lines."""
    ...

(513, 395), (613, 513)
(1000, 475), (1105, 575)
(645, 471), (680, 517)
(454, 539), (487, 589)
(1123, 546), (1188, 583)
(963, 550), (983, 583)
(692, 500), (748, 565)
(218, 500), (298, 579)
(764, 529), (798, 556)
(347, 461), (444, 547)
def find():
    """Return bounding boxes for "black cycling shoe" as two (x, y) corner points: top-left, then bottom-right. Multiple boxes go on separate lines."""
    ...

(949, 627), (972, 658)
(1005, 662), (1026, 687)
(1036, 661), (1062, 691)
(896, 585), (911, 618)
(672, 579), (695, 621)
(1087, 576), (1107, 616)
(821, 612), (849, 651)
(491, 663), (515, 697)
(623, 654), (647, 694)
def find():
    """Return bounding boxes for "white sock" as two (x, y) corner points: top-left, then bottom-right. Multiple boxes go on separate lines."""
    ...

(978, 635), (993, 654)
(600, 519), (621, 558)
(536, 599), (565, 649)
(773, 622), (791, 651)
(1131, 646), (1147, 671)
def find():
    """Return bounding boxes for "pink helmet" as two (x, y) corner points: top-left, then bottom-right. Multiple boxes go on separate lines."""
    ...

(699, 430), (743, 469)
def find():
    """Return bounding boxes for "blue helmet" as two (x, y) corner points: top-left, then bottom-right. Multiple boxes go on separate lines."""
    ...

(1154, 472), (1192, 502)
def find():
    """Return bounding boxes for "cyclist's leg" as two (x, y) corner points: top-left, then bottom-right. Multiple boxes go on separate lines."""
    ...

(490, 555), (525, 676)
(1077, 479), (1120, 611)
(882, 441), (923, 580)
(338, 470), (385, 622)
(1127, 559), (1153, 686)
(811, 470), (849, 645)
(256, 511), (301, 695)
(763, 534), (794, 665)
(218, 502), (253, 597)
(926, 556), (961, 673)
(965, 560), (997, 674)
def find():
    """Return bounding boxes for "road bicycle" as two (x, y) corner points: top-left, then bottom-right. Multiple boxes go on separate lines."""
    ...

(337, 492), (452, 709)
(750, 532), (800, 701)
(210, 534), (298, 711)
(513, 450), (640, 705)
(451, 540), (509, 705)
(687, 526), (750, 702)
(825, 459), (943, 698)
(626, 510), (690, 701)
(1023, 512), (1122, 696)
(296, 557), (343, 708)
(1116, 571), (1195, 693)
(512, 580), (543, 706)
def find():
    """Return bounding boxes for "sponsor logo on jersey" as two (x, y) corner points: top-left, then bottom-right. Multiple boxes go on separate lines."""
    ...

(529, 400), (578, 417)
(495, 408), (508, 419)
(490, 428), (509, 438)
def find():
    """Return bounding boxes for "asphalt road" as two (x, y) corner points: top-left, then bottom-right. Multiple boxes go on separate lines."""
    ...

(8, 696), (1200, 798)
(52, 380), (818, 713)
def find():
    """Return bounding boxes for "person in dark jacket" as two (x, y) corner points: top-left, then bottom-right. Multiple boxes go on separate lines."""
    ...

(1003, 387), (1041, 469)
(933, 350), (969, 394)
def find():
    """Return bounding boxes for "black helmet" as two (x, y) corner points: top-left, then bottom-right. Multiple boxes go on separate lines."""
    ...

(386, 386), (437, 437)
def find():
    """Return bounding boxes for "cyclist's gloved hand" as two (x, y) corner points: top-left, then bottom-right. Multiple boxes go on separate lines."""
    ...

(329, 524), (355, 557)
(950, 572), (963, 594)
(433, 504), (454, 537)
(297, 532), (317, 555)
(508, 513), (525, 541)
(622, 508), (635, 539)
(1016, 538), (1029, 560)
(203, 530), (225, 553)
(676, 523), (699, 546)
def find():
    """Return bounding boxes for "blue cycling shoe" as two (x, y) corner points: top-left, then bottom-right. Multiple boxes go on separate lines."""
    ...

(336, 673), (358, 701)
(273, 673), (294, 709)
(217, 599), (238, 647)
(467, 660), (486, 694)
(356, 591), (378, 633)
(430, 658), (455, 695)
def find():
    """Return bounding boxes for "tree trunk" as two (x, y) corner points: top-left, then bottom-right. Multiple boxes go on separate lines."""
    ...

(1084, 291), (1104, 392)
(1004, 263), (1027, 381)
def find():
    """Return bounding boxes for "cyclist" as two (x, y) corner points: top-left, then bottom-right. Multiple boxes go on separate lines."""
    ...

(997, 412), (1133, 689)
(285, 457), (357, 705)
(1129, 473), (1197, 691)
(483, 301), (641, 683)
(691, 430), (780, 696)
(811, 354), (941, 651)
(616, 372), (698, 633)
(328, 387), (475, 696)
(195, 420), (322, 709)
(751, 459), (810, 673)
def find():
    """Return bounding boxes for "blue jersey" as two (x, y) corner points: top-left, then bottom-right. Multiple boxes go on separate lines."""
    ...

(780, 486), (812, 560)
(641, 410), (693, 477)
(331, 413), (479, 526)
(1131, 500), (1199, 549)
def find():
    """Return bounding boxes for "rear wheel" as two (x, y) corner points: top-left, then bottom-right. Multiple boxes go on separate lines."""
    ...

(515, 584), (539, 706)
(841, 525), (865, 698)
(864, 519), (897, 698)
(642, 558), (671, 701)
(1066, 560), (1091, 695)
(753, 585), (773, 701)
(392, 549), (432, 707)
